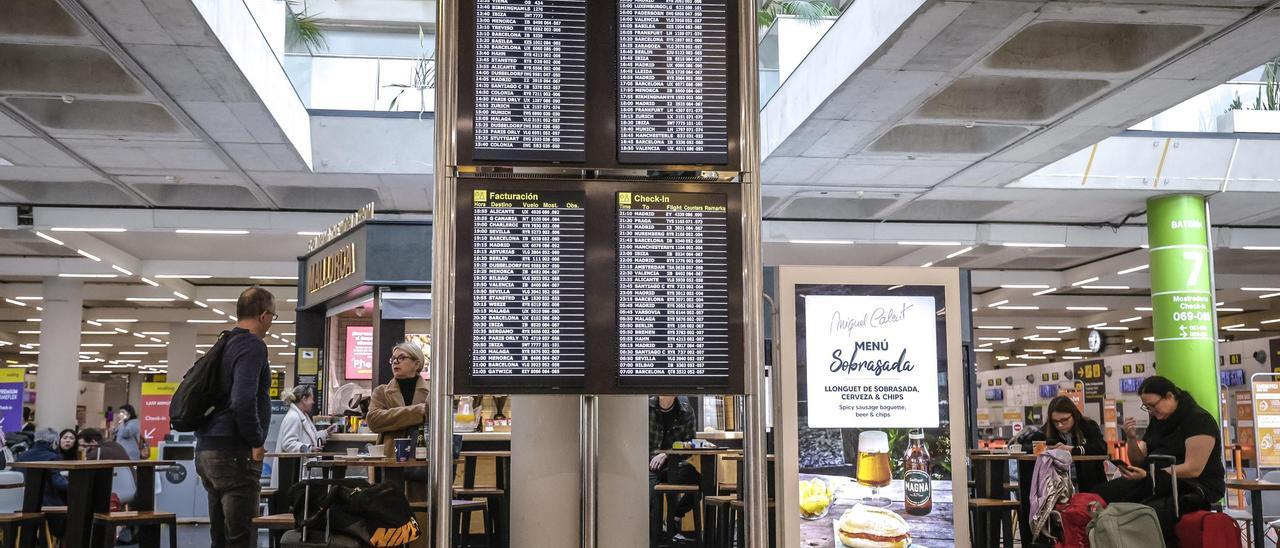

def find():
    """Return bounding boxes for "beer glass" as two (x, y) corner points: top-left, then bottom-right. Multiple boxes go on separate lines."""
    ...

(856, 430), (892, 507)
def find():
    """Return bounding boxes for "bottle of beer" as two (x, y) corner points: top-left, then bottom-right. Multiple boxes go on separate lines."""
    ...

(903, 429), (933, 516)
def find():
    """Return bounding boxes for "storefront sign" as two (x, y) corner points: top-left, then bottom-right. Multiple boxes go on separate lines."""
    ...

(1252, 378), (1280, 468)
(307, 203), (375, 252)
(0, 369), (24, 432)
(141, 382), (178, 455)
(306, 242), (358, 294)
(803, 295), (939, 428)
(345, 326), (374, 380)
(1148, 194), (1219, 423)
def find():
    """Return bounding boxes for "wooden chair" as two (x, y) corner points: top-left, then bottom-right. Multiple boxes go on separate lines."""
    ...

(453, 486), (504, 546)
(407, 500), (492, 548)
(727, 499), (775, 548)
(701, 495), (735, 548)
(0, 511), (45, 548)
(969, 498), (1020, 548)
(655, 483), (703, 544)
(253, 513), (295, 548)
(89, 511), (177, 548)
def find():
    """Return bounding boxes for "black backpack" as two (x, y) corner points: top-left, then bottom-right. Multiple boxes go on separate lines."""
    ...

(169, 330), (240, 432)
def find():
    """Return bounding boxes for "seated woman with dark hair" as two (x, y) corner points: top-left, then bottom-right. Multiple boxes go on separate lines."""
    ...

(1040, 395), (1108, 490)
(1096, 376), (1225, 540)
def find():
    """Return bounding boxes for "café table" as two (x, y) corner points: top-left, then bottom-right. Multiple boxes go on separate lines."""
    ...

(656, 449), (743, 501)
(722, 453), (776, 501)
(11, 459), (174, 548)
(1225, 478), (1280, 548)
(971, 451), (1109, 545)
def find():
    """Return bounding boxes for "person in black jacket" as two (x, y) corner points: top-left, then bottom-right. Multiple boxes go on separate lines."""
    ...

(1041, 396), (1108, 491)
(194, 286), (275, 548)
(17, 428), (68, 506)
(648, 396), (699, 546)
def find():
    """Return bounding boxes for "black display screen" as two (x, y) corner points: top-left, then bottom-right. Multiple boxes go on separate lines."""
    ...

(456, 0), (740, 170)
(617, 192), (731, 382)
(617, 0), (731, 164)
(454, 180), (744, 394)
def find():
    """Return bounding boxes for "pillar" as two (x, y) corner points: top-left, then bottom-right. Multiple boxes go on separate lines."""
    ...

(36, 277), (83, 430)
(1147, 194), (1220, 423)
(166, 322), (198, 380)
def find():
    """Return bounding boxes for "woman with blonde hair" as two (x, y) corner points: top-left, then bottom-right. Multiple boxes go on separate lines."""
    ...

(277, 384), (330, 453)
(366, 342), (429, 456)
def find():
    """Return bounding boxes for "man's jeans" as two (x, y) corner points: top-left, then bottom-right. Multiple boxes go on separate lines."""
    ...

(649, 459), (701, 545)
(196, 451), (263, 548)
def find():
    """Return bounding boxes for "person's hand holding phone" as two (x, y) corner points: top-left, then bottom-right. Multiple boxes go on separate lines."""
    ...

(1123, 416), (1139, 440)
(1115, 461), (1147, 480)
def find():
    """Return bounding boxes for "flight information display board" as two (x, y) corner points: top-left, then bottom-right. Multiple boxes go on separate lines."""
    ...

(454, 181), (744, 394)
(469, 0), (588, 162)
(462, 188), (588, 387)
(618, 0), (731, 165)
(617, 192), (731, 383)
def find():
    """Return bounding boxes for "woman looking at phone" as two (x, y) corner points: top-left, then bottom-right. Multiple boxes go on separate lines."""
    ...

(1096, 376), (1225, 537)
(1040, 396), (1108, 490)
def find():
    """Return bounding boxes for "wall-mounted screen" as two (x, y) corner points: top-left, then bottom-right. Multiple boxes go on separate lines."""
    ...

(1221, 368), (1245, 387)
(344, 326), (374, 380)
(1120, 377), (1142, 394)
(1039, 384), (1059, 399)
(985, 388), (1004, 401)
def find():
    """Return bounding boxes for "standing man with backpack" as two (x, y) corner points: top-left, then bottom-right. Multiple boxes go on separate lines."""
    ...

(193, 286), (276, 548)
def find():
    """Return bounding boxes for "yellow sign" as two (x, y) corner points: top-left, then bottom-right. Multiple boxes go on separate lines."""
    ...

(473, 190), (488, 202)
(0, 369), (24, 383)
(141, 382), (179, 396)
(618, 192), (632, 205)
(298, 348), (320, 375)
(307, 242), (358, 294)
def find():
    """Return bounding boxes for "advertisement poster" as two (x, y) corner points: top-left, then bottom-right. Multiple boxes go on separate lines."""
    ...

(803, 295), (939, 428)
(345, 326), (374, 380)
(0, 369), (24, 432)
(1252, 379), (1280, 468)
(795, 285), (954, 547)
(140, 382), (178, 456)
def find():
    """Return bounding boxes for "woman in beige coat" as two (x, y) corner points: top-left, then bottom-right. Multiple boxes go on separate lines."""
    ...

(365, 342), (429, 456)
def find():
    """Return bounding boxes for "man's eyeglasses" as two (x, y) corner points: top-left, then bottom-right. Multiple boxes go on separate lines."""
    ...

(390, 355), (415, 364)
(266, 311), (279, 321)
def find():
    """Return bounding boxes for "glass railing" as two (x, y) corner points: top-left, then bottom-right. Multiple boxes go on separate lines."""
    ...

(282, 53), (436, 113)
(758, 14), (839, 107)
(1131, 66), (1278, 133)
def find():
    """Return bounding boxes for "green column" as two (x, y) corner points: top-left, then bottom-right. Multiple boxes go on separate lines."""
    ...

(1147, 194), (1220, 423)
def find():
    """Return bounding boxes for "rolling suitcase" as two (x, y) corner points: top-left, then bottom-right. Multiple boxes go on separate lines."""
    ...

(1175, 510), (1242, 548)
(1057, 493), (1105, 548)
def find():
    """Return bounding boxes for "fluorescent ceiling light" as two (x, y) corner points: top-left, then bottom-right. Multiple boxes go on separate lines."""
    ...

(186, 319), (227, 323)
(1217, 307), (1244, 313)
(155, 274), (212, 279)
(1028, 337), (1062, 342)
(1062, 356), (1086, 360)
(139, 331), (169, 335)
(282, 332), (295, 336)
(87, 370), (113, 374)
(172, 292), (189, 300)
(1226, 327), (1260, 332)
(278, 352), (295, 356)
(1222, 323), (1245, 329)
(250, 276), (298, 280)
(975, 348), (993, 353)
(1260, 318), (1280, 325)
(267, 344), (289, 348)
(1071, 277), (1100, 287)
(1117, 264), (1149, 275)
(58, 274), (116, 278)
(976, 325), (1014, 330)
(175, 229), (250, 235)
(286, 298), (298, 303)
(1082, 285), (1130, 290)
(86, 320), (102, 327)
(1001, 284), (1051, 289)
(898, 241), (961, 246)
(149, 337), (162, 343)
(136, 344), (167, 348)
(4, 299), (27, 307)
(132, 333), (145, 338)
(140, 277), (159, 287)
(1135, 306), (1153, 311)
(997, 305), (1039, 310)
(50, 227), (126, 233)
(1096, 326), (1129, 331)
(919, 262), (934, 268)
(103, 364), (133, 369)
(1261, 292), (1280, 299)
(34, 231), (65, 246)
(1120, 316), (1143, 323)
(987, 299), (1009, 308)
(1002, 242), (1067, 248)
(113, 328), (128, 334)
(117, 351), (148, 355)
(297, 231), (323, 236)
(18, 351), (38, 355)
(1088, 322), (1108, 329)
(788, 239), (854, 245)
(1243, 288), (1280, 292)
(96, 319), (138, 323)
(125, 297), (175, 302)
(1033, 287), (1058, 296)
(111, 265), (133, 276)
(78, 351), (100, 355)
(977, 337), (1007, 341)
(1243, 246), (1280, 251)
(14, 297), (41, 301)
(194, 300), (209, 308)
(212, 308), (226, 316)
(80, 343), (113, 347)
(1067, 306), (1108, 311)
(1005, 363), (1028, 367)
(946, 246), (974, 259)
(1036, 325), (1071, 330)
(995, 356), (1009, 361)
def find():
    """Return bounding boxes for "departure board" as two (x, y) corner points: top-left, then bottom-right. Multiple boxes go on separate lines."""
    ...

(618, 0), (731, 165)
(617, 191), (731, 384)
(471, 0), (587, 162)
(466, 189), (587, 385)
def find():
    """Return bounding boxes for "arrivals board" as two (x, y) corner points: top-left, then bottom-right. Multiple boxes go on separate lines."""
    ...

(617, 0), (731, 164)
(456, 0), (740, 170)
(468, 0), (587, 162)
(454, 181), (744, 394)
(617, 192), (731, 383)
(463, 188), (588, 387)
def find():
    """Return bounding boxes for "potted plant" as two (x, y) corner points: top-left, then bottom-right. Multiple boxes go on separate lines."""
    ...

(1217, 59), (1280, 133)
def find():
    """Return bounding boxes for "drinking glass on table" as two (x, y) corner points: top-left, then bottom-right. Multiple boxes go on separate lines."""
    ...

(856, 430), (893, 507)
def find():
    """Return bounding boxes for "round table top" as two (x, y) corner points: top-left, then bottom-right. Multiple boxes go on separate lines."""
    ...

(1225, 479), (1280, 491)
(654, 449), (743, 457)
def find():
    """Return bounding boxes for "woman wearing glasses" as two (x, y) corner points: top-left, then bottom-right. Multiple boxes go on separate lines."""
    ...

(1096, 376), (1225, 539)
(366, 342), (429, 457)
(1040, 396), (1108, 490)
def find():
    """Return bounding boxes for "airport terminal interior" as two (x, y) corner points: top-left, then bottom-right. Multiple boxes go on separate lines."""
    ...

(3, 0), (1280, 547)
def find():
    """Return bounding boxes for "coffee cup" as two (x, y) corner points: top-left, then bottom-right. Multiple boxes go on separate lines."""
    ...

(346, 447), (358, 458)
(368, 444), (385, 458)
(394, 438), (413, 462)
(1033, 441), (1047, 455)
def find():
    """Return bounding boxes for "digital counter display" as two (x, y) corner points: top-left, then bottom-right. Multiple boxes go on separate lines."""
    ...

(466, 189), (587, 385)
(471, 0), (588, 162)
(618, 0), (731, 165)
(617, 191), (731, 384)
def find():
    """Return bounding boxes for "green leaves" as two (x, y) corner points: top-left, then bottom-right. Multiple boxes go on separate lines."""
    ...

(285, 0), (327, 52)
(758, 1), (841, 28)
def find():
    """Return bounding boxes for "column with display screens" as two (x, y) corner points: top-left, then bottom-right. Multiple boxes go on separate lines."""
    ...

(465, 189), (588, 387)
(471, 0), (588, 162)
(617, 191), (731, 386)
(618, 0), (731, 165)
